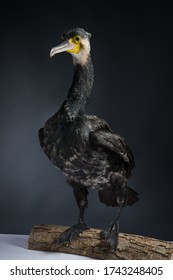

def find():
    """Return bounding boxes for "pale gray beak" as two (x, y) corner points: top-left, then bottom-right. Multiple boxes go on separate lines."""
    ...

(50, 41), (75, 57)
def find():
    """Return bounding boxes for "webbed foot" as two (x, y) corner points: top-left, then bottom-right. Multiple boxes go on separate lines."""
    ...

(100, 222), (119, 250)
(55, 223), (88, 246)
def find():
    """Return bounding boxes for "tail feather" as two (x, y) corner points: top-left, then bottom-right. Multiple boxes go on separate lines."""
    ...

(99, 186), (139, 207)
(127, 187), (139, 205)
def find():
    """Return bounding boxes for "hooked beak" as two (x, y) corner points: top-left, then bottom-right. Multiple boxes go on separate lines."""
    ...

(50, 41), (75, 57)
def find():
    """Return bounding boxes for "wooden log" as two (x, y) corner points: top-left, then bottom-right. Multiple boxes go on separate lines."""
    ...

(28, 224), (173, 259)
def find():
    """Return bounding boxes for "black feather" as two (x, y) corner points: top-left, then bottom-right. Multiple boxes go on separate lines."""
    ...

(39, 28), (139, 214)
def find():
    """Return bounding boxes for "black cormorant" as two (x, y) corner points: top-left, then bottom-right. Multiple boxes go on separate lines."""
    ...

(38, 28), (139, 249)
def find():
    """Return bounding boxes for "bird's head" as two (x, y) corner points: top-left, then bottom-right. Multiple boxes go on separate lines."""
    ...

(50, 28), (91, 65)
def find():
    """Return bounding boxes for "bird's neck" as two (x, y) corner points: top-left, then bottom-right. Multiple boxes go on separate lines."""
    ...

(61, 55), (94, 121)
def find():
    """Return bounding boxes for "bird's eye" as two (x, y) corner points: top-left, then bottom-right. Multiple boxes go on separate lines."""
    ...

(74, 36), (81, 43)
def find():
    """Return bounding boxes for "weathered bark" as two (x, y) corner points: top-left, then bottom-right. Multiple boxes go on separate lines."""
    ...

(28, 224), (173, 259)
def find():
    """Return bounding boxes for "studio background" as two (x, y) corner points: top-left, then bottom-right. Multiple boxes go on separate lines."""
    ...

(1, 3), (173, 241)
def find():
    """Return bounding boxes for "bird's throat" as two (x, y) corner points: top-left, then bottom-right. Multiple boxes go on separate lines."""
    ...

(62, 55), (94, 121)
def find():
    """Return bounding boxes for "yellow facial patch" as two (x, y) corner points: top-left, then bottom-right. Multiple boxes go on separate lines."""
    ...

(67, 36), (82, 54)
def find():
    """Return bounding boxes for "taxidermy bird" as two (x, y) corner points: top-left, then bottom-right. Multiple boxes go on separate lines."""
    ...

(38, 28), (139, 250)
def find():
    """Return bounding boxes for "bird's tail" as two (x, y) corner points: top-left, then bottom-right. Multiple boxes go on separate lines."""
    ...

(127, 186), (139, 205)
(99, 186), (139, 207)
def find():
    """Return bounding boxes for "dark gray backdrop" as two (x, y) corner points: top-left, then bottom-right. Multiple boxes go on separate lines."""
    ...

(1, 3), (173, 241)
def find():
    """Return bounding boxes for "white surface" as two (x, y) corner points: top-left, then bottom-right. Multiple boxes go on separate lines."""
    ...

(0, 234), (92, 260)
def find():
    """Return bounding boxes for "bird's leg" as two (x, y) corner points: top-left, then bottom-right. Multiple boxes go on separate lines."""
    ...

(100, 179), (128, 250)
(57, 205), (87, 246)
(56, 186), (88, 246)
(100, 202), (123, 250)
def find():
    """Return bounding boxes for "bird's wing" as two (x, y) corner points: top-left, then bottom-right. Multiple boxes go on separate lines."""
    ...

(89, 129), (135, 173)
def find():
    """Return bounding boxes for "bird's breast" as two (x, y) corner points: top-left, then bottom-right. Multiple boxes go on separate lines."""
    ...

(40, 116), (120, 189)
